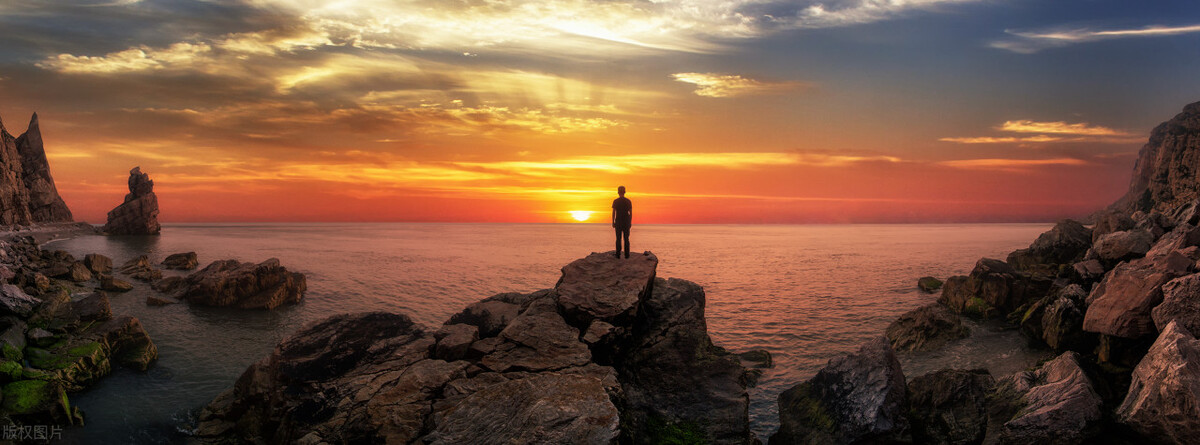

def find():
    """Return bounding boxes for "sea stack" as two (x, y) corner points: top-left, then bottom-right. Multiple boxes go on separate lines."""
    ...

(103, 167), (160, 235)
(0, 111), (73, 225)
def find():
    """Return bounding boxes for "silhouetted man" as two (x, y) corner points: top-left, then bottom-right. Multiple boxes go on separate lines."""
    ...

(612, 186), (632, 258)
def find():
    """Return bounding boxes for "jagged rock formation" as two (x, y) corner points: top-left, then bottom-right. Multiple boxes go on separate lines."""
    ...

(173, 258), (306, 309)
(0, 112), (73, 225)
(1114, 100), (1200, 213)
(192, 251), (755, 444)
(102, 167), (160, 235)
(885, 303), (968, 352)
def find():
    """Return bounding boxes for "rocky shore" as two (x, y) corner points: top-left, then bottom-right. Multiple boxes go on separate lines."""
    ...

(771, 101), (1200, 445)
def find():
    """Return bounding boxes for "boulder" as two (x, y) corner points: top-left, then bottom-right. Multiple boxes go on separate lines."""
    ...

(1116, 321), (1200, 444)
(71, 292), (112, 322)
(0, 284), (39, 318)
(1091, 229), (1153, 265)
(616, 277), (752, 444)
(918, 276), (943, 293)
(146, 295), (176, 306)
(1007, 220), (1092, 277)
(161, 252), (198, 270)
(118, 255), (162, 282)
(150, 276), (184, 293)
(434, 324), (478, 361)
(102, 166), (161, 235)
(98, 274), (133, 292)
(986, 352), (1103, 445)
(1091, 210), (1136, 243)
(1071, 259), (1105, 283)
(939, 258), (1050, 319)
(445, 295), (522, 338)
(1083, 251), (1192, 339)
(2, 379), (80, 426)
(885, 303), (969, 352)
(771, 337), (908, 444)
(478, 306), (591, 372)
(1040, 286), (1091, 353)
(907, 369), (994, 445)
(82, 253), (112, 274)
(176, 258), (306, 309)
(1153, 273), (1200, 334)
(556, 251), (657, 324)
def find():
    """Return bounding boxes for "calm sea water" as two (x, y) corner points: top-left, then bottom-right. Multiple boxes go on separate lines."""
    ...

(43, 223), (1052, 443)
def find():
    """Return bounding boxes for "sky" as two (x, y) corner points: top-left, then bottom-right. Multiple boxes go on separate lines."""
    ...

(0, 0), (1198, 223)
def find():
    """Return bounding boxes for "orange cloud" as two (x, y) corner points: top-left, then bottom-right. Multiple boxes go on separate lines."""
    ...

(998, 119), (1128, 136)
(671, 73), (808, 98)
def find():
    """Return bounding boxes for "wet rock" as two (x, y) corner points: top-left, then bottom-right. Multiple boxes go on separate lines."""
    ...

(907, 368), (994, 445)
(1153, 273), (1200, 334)
(886, 303), (969, 352)
(434, 324), (478, 361)
(82, 253), (112, 275)
(617, 277), (752, 444)
(1071, 259), (1105, 283)
(985, 352), (1102, 445)
(150, 276), (184, 293)
(771, 336), (908, 445)
(2, 379), (80, 426)
(423, 373), (619, 444)
(918, 276), (943, 292)
(1116, 321), (1200, 444)
(738, 349), (773, 369)
(145, 295), (176, 306)
(102, 166), (160, 235)
(1007, 220), (1092, 277)
(1092, 229), (1154, 265)
(1083, 251), (1192, 339)
(161, 251), (198, 270)
(26, 328), (57, 348)
(939, 258), (1050, 319)
(117, 255), (162, 282)
(177, 258), (306, 309)
(1040, 286), (1091, 353)
(556, 251), (657, 324)
(98, 274), (132, 292)
(0, 318), (27, 360)
(71, 292), (112, 322)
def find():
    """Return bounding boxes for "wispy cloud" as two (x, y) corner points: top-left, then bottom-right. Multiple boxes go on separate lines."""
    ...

(940, 119), (1138, 144)
(992, 23), (1200, 53)
(938, 157), (1088, 172)
(998, 119), (1128, 136)
(671, 73), (808, 98)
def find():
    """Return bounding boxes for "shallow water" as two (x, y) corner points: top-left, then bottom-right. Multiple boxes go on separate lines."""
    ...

(44, 222), (1051, 443)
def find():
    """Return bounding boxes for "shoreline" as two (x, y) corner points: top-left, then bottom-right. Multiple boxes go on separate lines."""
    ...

(5, 221), (100, 245)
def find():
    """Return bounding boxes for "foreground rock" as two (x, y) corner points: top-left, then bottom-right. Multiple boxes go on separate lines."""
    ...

(117, 255), (162, 282)
(907, 369), (994, 445)
(986, 352), (1103, 444)
(1116, 321), (1200, 443)
(102, 166), (160, 235)
(1006, 219), (1092, 277)
(771, 336), (908, 444)
(193, 252), (753, 444)
(885, 303), (968, 352)
(0, 112), (74, 225)
(175, 258), (306, 309)
(1083, 228), (1195, 339)
(556, 251), (656, 324)
(917, 276), (943, 293)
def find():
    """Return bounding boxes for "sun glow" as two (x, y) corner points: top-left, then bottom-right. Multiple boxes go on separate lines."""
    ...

(568, 210), (593, 222)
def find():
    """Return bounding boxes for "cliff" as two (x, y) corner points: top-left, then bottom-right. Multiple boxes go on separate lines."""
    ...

(1113, 100), (1200, 213)
(773, 101), (1200, 445)
(0, 112), (72, 225)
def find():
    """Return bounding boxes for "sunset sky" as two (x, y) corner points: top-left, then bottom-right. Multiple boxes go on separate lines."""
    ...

(1, 0), (1198, 223)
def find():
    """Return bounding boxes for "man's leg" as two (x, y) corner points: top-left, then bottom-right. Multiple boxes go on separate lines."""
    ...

(614, 227), (622, 257)
(622, 227), (630, 258)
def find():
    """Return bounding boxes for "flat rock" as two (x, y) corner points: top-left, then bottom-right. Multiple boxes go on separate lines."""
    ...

(1084, 252), (1192, 338)
(556, 251), (657, 324)
(0, 284), (39, 317)
(1092, 229), (1154, 264)
(1117, 321), (1200, 444)
(98, 274), (133, 292)
(83, 253), (112, 274)
(177, 258), (306, 309)
(423, 373), (619, 444)
(434, 324), (478, 361)
(886, 303), (969, 352)
(917, 276), (943, 293)
(480, 310), (591, 372)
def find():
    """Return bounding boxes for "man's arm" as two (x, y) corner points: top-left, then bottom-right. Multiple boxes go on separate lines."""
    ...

(612, 208), (617, 228)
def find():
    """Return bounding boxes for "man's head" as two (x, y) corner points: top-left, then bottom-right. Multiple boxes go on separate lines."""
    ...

(618, 185), (626, 197)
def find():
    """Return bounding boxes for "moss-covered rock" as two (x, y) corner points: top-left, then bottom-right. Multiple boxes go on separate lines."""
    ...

(1, 379), (79, 425)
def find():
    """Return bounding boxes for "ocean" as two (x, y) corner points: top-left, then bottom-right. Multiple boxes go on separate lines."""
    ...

(44, 223), (1054, 443)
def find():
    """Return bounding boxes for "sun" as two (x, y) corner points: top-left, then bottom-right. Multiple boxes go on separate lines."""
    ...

(568, 210), (593, 222)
